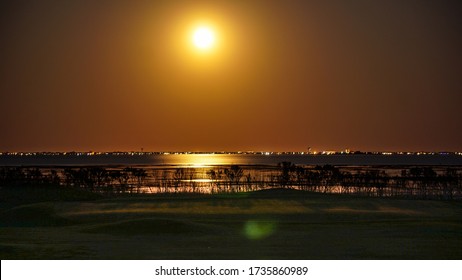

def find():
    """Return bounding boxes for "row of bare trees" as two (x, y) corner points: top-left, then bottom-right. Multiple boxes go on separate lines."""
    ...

(0, 167), (147, 194)
(1, 164), (461, 199)
(267, 163), (462, 200)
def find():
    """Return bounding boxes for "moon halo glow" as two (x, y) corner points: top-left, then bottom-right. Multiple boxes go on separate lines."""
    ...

(192, 27), (215, 50)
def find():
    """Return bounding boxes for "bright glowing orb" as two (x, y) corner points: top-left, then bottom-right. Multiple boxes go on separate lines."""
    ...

(192, 27), (215, 50)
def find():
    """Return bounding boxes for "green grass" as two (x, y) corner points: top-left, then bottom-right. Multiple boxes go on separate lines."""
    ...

(0, 185), (102, 210)
(0, 188), (461, 259)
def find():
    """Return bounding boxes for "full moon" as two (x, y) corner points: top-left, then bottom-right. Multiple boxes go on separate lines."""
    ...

(192, 27), (215, 50)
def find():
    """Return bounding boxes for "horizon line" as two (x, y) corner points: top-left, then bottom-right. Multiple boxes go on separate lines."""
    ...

(2, 150), (462, 155)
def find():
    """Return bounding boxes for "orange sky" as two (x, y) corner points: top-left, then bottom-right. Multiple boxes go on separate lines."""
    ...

(1, 0), (461, 152)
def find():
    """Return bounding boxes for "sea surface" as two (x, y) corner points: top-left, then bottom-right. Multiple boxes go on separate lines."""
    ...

(1, 154), (462, 166)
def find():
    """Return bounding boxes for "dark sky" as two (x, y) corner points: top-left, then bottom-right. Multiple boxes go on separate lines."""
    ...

(1, 0), (461, 152)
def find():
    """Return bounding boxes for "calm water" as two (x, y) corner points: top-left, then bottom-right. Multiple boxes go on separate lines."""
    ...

(1, 154), (462, 166)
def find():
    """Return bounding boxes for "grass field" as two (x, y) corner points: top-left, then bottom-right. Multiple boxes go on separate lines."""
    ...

(0, 188), (461, 259)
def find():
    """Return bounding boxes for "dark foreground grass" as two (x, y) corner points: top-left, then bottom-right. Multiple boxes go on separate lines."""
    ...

(0, 188), (461, 259)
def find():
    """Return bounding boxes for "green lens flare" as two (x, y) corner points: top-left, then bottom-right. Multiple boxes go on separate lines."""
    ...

(244, 220), (276, 240)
